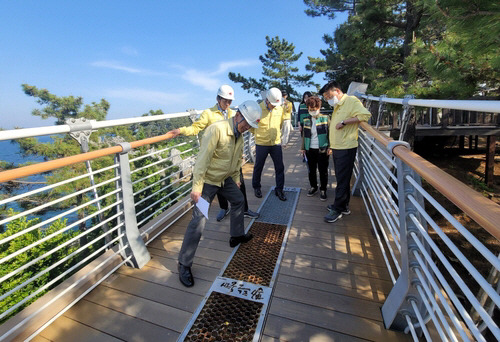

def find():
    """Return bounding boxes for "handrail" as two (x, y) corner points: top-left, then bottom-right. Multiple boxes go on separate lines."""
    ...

(0, 132), (175, 183)
(0, 111), (201, 141)
(359, 95), (500, 114)
(360, 121), (500, 241)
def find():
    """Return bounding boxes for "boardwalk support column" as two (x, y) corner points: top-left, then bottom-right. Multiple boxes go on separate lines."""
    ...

(382, 141), (428, 333)
(114, 142), (151, 268)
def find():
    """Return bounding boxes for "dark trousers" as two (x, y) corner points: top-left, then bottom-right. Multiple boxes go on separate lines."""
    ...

(252, 144), (285, 191)
(305, 148), (329, 191)
(218, 168), (248, 212)
(332, 147), (357, 212)
(178, 177), (245, 268)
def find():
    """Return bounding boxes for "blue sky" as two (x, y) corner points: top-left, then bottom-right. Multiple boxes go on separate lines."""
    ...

(0, 1), (347, 129)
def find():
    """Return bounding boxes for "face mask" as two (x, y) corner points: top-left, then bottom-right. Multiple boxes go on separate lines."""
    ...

(308, 110), (320, 117)
(328, 96), (339, 107)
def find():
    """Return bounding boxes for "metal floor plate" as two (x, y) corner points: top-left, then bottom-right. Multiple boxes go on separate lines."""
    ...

(178, 187), (300, 342)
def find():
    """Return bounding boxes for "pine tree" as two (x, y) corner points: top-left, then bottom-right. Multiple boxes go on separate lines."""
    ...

(229, 36), (315, 101)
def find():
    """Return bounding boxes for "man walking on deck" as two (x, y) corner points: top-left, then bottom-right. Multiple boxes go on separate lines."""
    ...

(251, 87), (287, 201)
(168, 85), (259, 221)
(320, 81), (371, 223)
(177, 101), (262, 287)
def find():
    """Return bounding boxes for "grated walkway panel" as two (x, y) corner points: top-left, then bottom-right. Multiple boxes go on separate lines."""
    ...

(178, 187), (300, 342)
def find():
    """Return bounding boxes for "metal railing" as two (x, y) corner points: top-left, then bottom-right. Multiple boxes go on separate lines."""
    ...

(0, 111), (256, 341)
(354, 119), (500, 341)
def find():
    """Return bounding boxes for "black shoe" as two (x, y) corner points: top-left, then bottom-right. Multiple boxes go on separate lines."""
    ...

(178, 263), (194, 287)
(320, 190), (327, 201)
(275, 189), (287, 201)
(216, 208), (230, 222)
(254, 188), (262, 198)
(244, 209), (259, 219)
(229, 233), (253, 247)
(307, 187), (318, 197)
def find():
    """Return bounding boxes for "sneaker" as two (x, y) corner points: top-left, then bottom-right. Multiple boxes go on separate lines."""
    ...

(244, 209), (259, 219)
(216, 208), (230, 222)
(324, 209), (342, 223)
(307, 187), (318, 197)
(320, 191), (327, 201)
(326, 204), (350, 215)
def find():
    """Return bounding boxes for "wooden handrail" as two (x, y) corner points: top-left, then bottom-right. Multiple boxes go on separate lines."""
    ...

(360, 122), (500, 241)
(0, 133), (174, 183)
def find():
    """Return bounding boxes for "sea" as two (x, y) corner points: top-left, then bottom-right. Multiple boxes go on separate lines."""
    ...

(0, 136), (81, 233)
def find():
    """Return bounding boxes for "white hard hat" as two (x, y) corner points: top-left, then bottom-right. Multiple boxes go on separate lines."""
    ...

(217, 84), (235, 100)
(238, 100), (262, 128)
(266, 87), (282, 106)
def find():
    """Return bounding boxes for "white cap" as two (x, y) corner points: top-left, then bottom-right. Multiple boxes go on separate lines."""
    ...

(238, 100), (262, 128)
(217, 84), (235, 100)
(266, 87), (282, 106)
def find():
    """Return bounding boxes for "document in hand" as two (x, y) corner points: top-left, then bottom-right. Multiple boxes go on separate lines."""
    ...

(196, 197), (210, 219)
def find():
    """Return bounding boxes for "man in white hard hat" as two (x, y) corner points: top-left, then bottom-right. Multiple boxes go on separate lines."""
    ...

(177, 100), (262, 287)
(251, 87), (287, 201)
(168, 85), (259, 221)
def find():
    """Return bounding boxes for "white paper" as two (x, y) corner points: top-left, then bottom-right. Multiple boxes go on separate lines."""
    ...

(196, 197), (210, 219)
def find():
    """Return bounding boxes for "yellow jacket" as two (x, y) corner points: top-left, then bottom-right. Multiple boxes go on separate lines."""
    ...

(329, 94), (371, 149)
(179, 104), (234, 136)
(283, 100), (293, 121)
(191, 118), (243, 193)
(250, 101), (284, 146)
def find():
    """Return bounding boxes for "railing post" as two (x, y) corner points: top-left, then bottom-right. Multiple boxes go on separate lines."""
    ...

(399, 95), (415, 142)
(382, 141), (428, 332)
(376, 95), (387, 128)
(114, 142), (151, 268)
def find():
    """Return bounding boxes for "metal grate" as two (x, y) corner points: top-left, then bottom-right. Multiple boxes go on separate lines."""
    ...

(223, 222), (286, 286)
(255, 188), (298, 225)
(184, 292), (262, 342)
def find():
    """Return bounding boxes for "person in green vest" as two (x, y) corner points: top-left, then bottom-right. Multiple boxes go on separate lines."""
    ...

(300, 96), (330, 201)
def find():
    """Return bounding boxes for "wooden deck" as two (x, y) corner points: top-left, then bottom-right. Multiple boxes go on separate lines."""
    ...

(33, 131), (409, 342)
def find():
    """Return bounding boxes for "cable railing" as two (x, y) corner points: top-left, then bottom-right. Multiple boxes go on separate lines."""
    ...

(354, 119), (500, 341)
(0, 109), (257, 341)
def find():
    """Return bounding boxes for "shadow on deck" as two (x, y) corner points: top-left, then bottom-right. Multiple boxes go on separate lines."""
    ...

(33, 131), (409, 342)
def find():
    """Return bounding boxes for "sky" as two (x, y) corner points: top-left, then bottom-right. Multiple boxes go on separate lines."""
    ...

(0, 1), (348, 129)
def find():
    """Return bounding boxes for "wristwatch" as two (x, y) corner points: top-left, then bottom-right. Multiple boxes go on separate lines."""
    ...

(341, 120), (346, 126)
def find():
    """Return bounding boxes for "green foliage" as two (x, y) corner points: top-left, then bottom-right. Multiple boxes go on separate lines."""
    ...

(22, 84), (109, 124)
(0, 210), (79, 322)
(229, 36), (315, 101)
(305, 0), (500, 98)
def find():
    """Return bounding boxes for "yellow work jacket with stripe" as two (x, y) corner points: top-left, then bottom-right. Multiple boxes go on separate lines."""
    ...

(250, 102), (284, 146)
(191, 118), (243, 193)
(329, 94), (371, 150)
(179, 104), (234, 136)
(283, 100), (293, 121)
